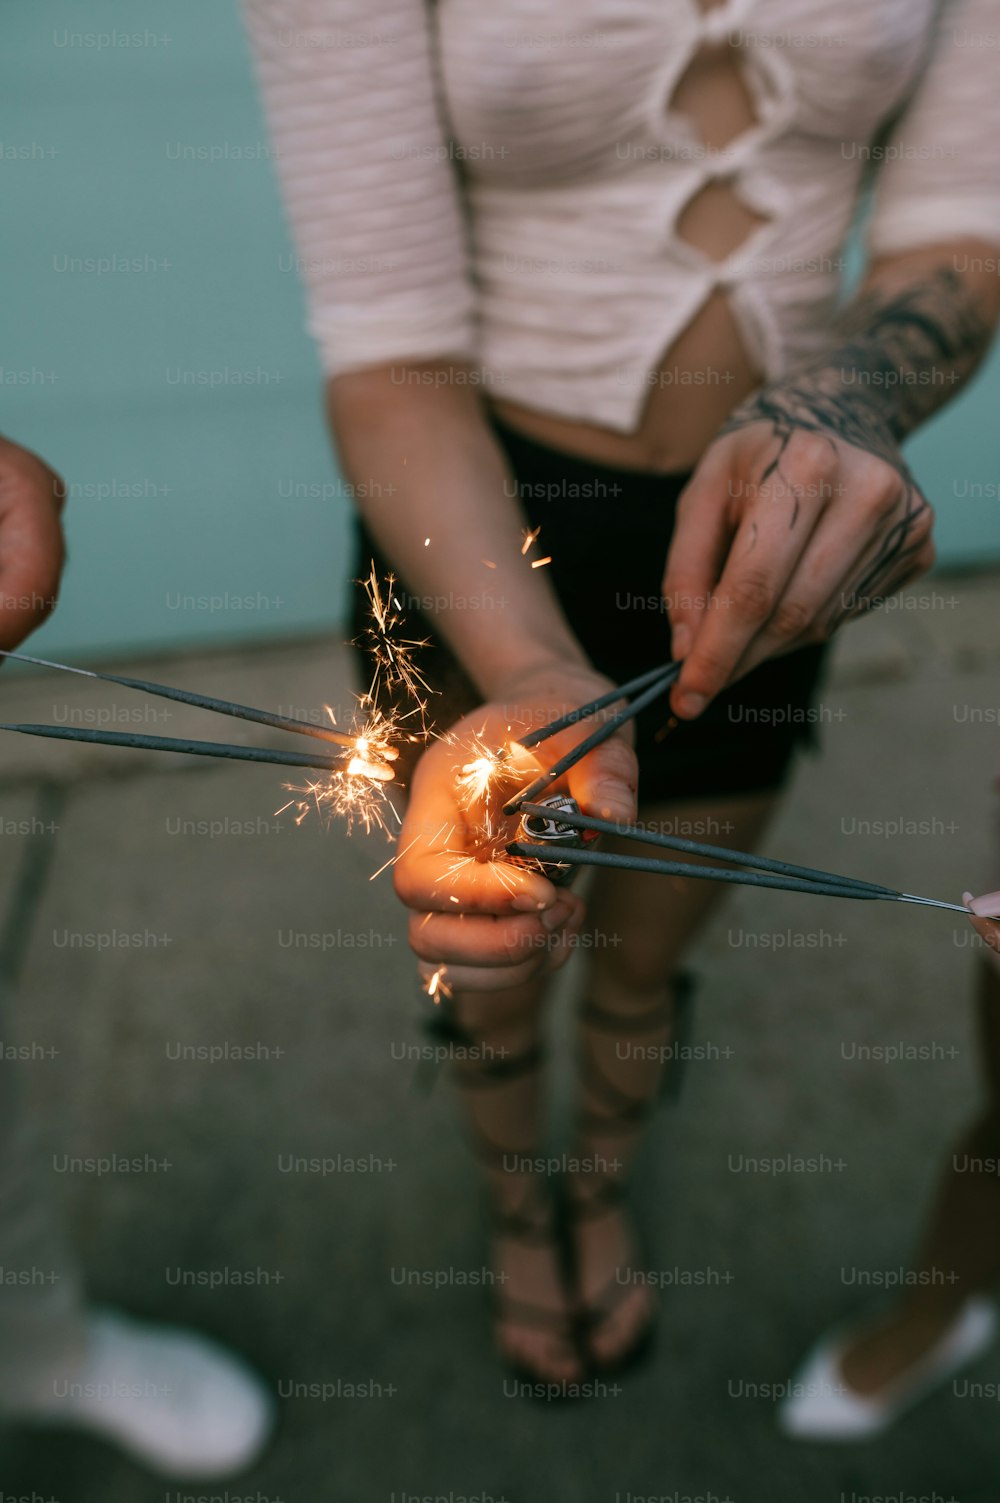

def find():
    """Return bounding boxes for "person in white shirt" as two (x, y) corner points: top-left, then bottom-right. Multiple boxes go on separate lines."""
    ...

(243, 0), (1000, 1398)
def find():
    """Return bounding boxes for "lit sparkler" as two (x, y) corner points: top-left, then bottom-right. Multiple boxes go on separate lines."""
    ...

(276, 704), (404, 837)
(448, 728), (535, 861)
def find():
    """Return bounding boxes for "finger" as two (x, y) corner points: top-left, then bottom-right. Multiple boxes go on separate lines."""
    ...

(0, 444), (65, 651)
(971, 917), (1000, 956)
(415, 916), (582, 993)
(810, 486), (933, 639)
(409, 891), (582, 967)
(671, 440), (832, 717)
(661, 450), (733, 662)
(564, 729), (638, 825)
(837, 483), (935, 618)
(965, 889), (1000, 920)
(723, 473), (905, 679)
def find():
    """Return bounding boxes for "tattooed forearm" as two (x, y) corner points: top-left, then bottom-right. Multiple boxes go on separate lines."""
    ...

(831, 266), (991, 441)
(721, 265), (992, 457)
(712, 264), (996, 626)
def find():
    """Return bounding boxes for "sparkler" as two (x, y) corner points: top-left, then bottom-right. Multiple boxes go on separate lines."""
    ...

(0, 723), (353, 771)
(0, 565), (451, 840)
(506, 806), (974, 914)
(0, 649), (360, 748)
(503, 663), (681, 815)
(276, 706), (404, 838)
(517, 662), (682, 750)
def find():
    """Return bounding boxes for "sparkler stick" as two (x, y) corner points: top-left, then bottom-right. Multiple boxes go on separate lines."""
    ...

(0, 723), (356, 771)
(503, 669), (679, 815)
(506, 842), (972, 913)
(0, 649), (360, 750)
(517, 662), (681, 749)
(516, 801), (895, 898)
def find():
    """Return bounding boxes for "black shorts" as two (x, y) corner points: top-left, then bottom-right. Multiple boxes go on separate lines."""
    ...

(349, 417), (830, 806)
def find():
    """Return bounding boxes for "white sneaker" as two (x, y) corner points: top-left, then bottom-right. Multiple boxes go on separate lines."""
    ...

(13, 1307), (275, 1478)
(778, 1297), (997, 1441)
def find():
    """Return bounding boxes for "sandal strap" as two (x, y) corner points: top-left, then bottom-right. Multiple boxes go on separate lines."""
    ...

(578, 1270), (643, 1336)
(565, 1178), (627, 1219)
(492, 1292), (575, 1335)
(580, 995), (675, 1033)
(453, 1043), (544, 1089)
(579, 1053), (655, 1123)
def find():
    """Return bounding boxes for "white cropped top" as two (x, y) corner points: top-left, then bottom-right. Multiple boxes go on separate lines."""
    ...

(242, 0), (1000, 432)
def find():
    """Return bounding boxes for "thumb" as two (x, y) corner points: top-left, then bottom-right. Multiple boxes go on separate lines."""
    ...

(565, 730), (638, 825)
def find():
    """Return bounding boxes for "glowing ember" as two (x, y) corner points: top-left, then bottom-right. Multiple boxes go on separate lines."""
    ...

(423, 965), (452, 1002)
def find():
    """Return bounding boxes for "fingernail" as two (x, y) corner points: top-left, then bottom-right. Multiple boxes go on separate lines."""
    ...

(512, 892), (546, 913)
(541, 899), (572, 932)
(599, 804), (628, 823)
(677, 692), (708, 718)
(967, 889), (1000, 917)
(671, 623), (692, 660)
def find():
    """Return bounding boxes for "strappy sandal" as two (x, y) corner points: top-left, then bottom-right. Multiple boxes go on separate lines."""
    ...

(565, 1180), (656, 1376)
(452, 1043), (584, 1390)
(566, 978), (697, 1375)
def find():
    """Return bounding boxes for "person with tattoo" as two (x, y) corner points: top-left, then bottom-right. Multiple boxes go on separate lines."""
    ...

(243, 1), (1000, 1392)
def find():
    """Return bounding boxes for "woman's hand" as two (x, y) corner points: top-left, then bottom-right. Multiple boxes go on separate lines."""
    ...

(662, 383), (936, 721)
(0, 436), (66, 651)
(965, 891), (1000, 956)
(393, 660), (637, 993)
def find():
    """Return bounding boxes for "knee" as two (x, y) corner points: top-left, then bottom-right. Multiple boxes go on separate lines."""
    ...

(450, 981), (546, 1041)
(588, 923), (681, 998)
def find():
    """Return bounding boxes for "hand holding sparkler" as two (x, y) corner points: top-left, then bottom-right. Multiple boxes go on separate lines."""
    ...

(394, 663), (637, 994)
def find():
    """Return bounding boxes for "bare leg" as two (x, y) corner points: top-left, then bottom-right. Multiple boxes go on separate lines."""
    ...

(447, 977), (583, 1384)
(842, 954), (1000, 1394)
(567, 791), (777, 1367)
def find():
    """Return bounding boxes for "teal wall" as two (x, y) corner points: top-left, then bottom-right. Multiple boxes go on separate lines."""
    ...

(5, 0), (999, 664)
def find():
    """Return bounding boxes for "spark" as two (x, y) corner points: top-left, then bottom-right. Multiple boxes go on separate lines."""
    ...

(521, 526), (542, 557)
(451, 732), (520, 848)
(357, 562), (433, 724)
(282, 559), (441, 845)
(445, 728), (545, 866)
(423, 965), (452, 1002)
(531, 556), (553, 569)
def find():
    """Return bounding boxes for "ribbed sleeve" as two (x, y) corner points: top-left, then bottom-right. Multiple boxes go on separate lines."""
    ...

(240, 0), (478, 374)
(868, 0), (1000, 256)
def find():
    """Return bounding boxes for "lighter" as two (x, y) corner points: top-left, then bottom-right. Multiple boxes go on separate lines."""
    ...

(514, 792), (596, 886)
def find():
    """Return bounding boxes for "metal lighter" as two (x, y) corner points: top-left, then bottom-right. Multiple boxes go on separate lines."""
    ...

(515, 792), (597, 886)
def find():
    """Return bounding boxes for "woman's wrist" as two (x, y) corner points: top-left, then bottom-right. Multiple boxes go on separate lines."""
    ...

(482, 645), (599, 707)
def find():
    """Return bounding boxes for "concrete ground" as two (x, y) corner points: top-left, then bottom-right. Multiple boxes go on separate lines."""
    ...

(1, 573), (1000, 1503)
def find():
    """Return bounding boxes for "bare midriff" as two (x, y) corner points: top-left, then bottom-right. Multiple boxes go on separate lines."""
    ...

(491, 5), (766, 474)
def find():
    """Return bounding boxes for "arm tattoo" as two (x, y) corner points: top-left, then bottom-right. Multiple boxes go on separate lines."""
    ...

(718, 267), (992, 620)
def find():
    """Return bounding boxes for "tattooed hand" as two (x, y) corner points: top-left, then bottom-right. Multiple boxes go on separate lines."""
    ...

(663, 266), (991, 720)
